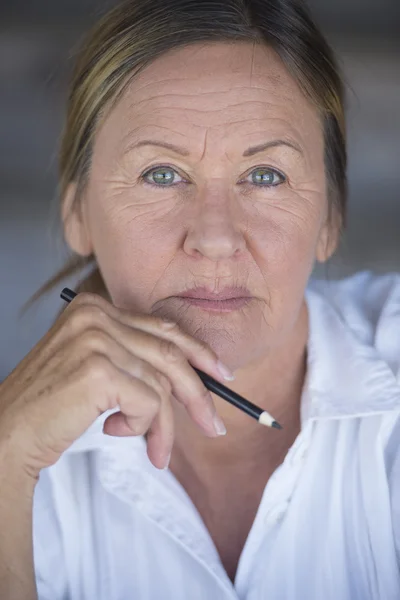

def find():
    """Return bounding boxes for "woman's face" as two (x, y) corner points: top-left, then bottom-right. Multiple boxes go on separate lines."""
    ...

(64, 41), (339, 371)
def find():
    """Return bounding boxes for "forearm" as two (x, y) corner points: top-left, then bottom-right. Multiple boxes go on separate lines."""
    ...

(0, 454), (38, 600)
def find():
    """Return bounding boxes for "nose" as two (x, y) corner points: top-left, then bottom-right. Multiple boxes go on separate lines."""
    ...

(183, 193), (246, 261)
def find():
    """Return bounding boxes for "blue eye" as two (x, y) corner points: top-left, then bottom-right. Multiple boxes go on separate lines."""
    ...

(141, 165), (286, 188)
(247, 167), (285, 186)
(142, 166), (183, 186)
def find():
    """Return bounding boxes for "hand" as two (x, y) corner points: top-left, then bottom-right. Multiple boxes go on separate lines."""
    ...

(0, 292), (230, 477)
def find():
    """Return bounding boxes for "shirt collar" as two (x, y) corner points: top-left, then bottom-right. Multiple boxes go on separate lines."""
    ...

(66, 279), (400, 455)
(301, 283), (400, 423)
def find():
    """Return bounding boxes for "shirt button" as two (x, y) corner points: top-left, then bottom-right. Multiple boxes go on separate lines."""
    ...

(264, 500), (290, 525)
(290, 442), (309, 465)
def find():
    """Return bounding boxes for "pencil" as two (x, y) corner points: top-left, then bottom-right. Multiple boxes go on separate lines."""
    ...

(60, 287), (282, 430)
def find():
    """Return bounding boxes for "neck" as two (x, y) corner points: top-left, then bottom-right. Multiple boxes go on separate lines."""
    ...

(170, 299), (309, 484)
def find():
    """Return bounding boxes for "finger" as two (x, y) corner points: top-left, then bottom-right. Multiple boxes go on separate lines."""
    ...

(113, 314), (234, 385)
(19, 357), (161, 472)
(63, 293), (234, 385)
(51, 331), (176, 468)
(41, 328), (170, 401)
(83, 322), (225, 437)
(75, 358), (162, 434)
(103, 412), (135, 436)
(13, 293), (110, 377)
(20, 292), (133, 376)
(41, 325), (221, 439)
(46, 294), (227, 435)
(103, 383), (174, 469)
(59, 307), (225, 437)
(145, 392), (175, 469)
(103, 401), (174, 470)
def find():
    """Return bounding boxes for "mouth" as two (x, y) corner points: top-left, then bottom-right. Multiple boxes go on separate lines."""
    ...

(176, 296), (252, 312)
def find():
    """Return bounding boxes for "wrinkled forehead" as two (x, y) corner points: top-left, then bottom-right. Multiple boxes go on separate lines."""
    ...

(131, 42), (289, 95)
(96, 41), (322, 151)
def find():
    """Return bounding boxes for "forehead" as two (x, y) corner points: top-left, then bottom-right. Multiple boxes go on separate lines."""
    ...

(99, 41), (322, 147)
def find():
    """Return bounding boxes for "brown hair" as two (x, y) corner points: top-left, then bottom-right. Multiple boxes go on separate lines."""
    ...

(24, 0), (347, 310)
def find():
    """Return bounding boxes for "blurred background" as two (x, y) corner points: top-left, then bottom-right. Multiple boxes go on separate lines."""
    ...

(0, 0), (399, 380)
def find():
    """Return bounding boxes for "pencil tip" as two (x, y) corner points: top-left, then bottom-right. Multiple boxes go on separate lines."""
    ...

(271, 420), (283, 430)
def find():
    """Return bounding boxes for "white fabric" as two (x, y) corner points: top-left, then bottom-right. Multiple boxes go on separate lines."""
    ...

(32, 270), (400, 600)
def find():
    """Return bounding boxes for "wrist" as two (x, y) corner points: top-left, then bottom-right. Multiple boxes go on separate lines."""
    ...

(0, 442), (38, 502)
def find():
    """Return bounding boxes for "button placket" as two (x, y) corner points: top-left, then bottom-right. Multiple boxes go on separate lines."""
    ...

(234, 453), (301, 597)
(289, 438), (310, 466)
(97, 443), (235, 596)
(261, 423), (314, 528)
(145, 472), (235, 593)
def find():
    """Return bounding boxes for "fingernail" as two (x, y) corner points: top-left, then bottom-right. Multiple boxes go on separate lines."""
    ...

(216, 360), (235, 381)
(213, 414), (227, 436)
(162, 452), (171, 470)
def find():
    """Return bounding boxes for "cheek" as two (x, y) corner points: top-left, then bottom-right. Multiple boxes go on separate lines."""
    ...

(248, 194), (323, 324)
(88, 182), (174, 248)
(244, 211), (317, 342)
(251, 197), (322, 275)
(86, 196), (178, 307)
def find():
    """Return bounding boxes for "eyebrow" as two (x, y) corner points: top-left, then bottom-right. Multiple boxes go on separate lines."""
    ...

(128, 138), (303, 158)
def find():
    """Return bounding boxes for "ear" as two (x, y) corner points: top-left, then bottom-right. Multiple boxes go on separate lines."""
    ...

(316, 213), (341, 263)
(62, 182), (93, 257)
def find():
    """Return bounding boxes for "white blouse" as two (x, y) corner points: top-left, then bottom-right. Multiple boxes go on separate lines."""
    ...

(33, 270), (400, 600)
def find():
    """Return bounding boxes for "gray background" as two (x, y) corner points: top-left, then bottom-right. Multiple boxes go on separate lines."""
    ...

(0, 0), (399, 381)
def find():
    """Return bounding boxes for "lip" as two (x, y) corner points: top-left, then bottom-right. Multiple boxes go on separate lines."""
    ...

(178, 297), (252, 312)
(177, 286), (252, 301)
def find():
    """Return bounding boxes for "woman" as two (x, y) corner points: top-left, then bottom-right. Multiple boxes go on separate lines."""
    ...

(0, 0), (399, 598)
